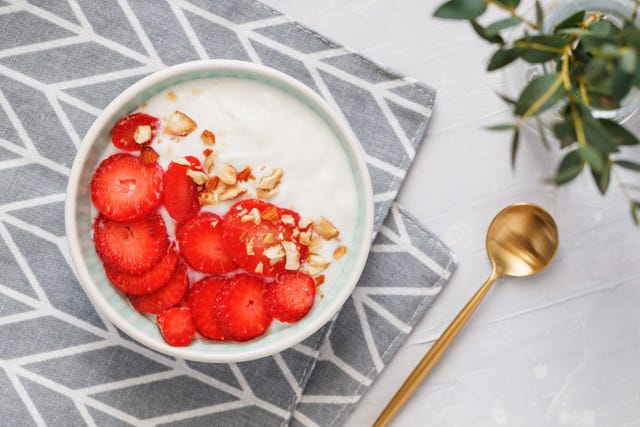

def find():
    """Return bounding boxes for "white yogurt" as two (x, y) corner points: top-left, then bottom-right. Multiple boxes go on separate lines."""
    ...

(138, 78), (358, 267)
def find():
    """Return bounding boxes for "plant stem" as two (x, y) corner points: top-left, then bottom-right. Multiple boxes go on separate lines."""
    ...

(488, 0), (540, 30)
(578, 77), (590, 106)
(513, 41), (565, 53)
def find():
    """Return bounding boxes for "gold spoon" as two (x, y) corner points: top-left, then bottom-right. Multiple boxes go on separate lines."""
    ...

(373, 203), (559, 427)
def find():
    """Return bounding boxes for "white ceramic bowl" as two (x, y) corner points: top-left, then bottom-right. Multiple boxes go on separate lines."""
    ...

(65, 60), (374, 362)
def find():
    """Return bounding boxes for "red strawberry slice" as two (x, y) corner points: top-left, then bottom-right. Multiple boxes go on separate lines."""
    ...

(91, 153), (163, 222)
(265, 272), (316, 323)
(104, 244), (179, 295)
(129, 264), (189, 314)
(93, 213), (169, 274)
(222, 199), (306, 278)
(157, 307), (196, 347)
(181, 278), (208, 310)
(163, 156), (202, 224)
(214, 274), (272, 342)
(176, 212), (238, 274)
(111, 112), (159, 151)
(191, 276), (231, 340)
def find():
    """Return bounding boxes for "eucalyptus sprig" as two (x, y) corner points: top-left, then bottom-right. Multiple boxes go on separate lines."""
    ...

(435, 0), (640, 222)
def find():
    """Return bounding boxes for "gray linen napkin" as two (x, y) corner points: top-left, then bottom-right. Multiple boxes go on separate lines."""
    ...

(0, 1), (456, 426)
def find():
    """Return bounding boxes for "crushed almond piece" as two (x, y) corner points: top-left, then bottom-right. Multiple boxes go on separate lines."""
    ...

(298, 218), (312, 229)
(258, 168), (283, 190)
(313, 217), (339, 240)
(257, 188), (278, 199)
(278, 232), (284, 240)
(264, 245), (285, 265)
(202, 148), (214, 158)
(210, 219), (219, 228)
(218, 164), (237, 185)
(298, 230), (312, 246)
(241, 208), (261, 224)
(186, 169), (208, 185)
(205, 176), (219, 192)
(255, 262), (264, 274)
(309, 236), (323, 254)
(218, 185), (247, 201)
(165, 111), (196, 136)
(203, 156), (215, 174)
(201, 129), (216, 145)
(333, 245), (347, 260)
(139, 147), (159, 164)
(308, 254), (330, 270)
(306, 264), (324, 276)
(133, 125), (152, 144)
(198, 192), (216, 206)
(263, 233), (274, 244)
(282, 241), (300, 270)
(172, 157), (191, 166)
(237, 208), (248, 216)
(281, 215), (295, 225)
(315, 275), (325, 286)
(292, 228), (300, 238)
(166, 91), (177, 101)
(236, 166), (254, 182)
(261, 205), (279, 222)
(246, 238), (255, 256)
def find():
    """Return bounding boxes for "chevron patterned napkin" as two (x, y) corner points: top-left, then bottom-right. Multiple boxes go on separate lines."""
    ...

(0, 1), (456, 426)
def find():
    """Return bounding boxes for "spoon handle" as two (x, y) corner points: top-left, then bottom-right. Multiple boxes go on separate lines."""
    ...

(373, 270), (501, 427)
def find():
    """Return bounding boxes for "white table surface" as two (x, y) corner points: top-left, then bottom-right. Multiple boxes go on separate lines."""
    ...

(262, 1), (640, 426)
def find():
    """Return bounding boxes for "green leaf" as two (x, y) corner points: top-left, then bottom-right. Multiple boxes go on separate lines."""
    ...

(578, 105), (620, 154)
(553, 118), (576, 148)
(620, 48), (637, 74)
(514, 73), (565, 116)
(434, 0), (487, 19)
(555, 150), (584, 184)
(578, 145), (604, 173)
(631, 201), (640, 225)
(486, 17), (521, 33)
(535, 0), (544, 29)
(487, 123), (516, 131)
(599, 119), (640, 146)
(511, 127), (520, 169)
(591, 159), (611, 194)
(494, 0), (520, 8)
(589, 19), (619, 37)
(518, 35), (568, 63)
(554, 10), (585, 31)
(556, 28), (595, 37)
(471, 21), (504, 44)
(615, 160), (640, 171)
(612, 68), (634, 101)
(498, 93), (517, 105)
(488, 47), (523, 71)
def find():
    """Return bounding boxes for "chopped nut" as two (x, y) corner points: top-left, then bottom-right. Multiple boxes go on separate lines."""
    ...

(292, 228), (300, 238)
(237, 208), (248, 217)
(313, 217), (339, 240)
(278, 232), (284, 240)
(166, 91), (177, 101)
(309, 236), (323, 254)
(308, 254), (330, 270)
(281, 214), (295, 226)
(198, 191), (216, 206)
(186, 169), (208, 185)
(133, 125), (152, 144)
(306, 264), (324, 276)
(202, 148), (214, 158)
(298, 230), (313, 246)
(264, 244), (285, 265)
(210, 219), (219, 228)
(218, 185), (247, 201)
(258, 168), (283, 190)
(298, 218), (313, 229)
(205, 176), (219, 192)
(236, 166), (254, 182)
(261, 205), (279, 222)
(257, 188), (278, 199)
(241, 208), (261, 224)
(263, 233), (274, 244)
(203, 156), (215, 174)
(139, 147), (159, 164)
(218, 164), (237, 185)
(333, 245), (347, 260)
(315, 275), (326, 286)
(282, 241), (300, 271)
(172, 157), (191, 166)
(165, 111), (196, 136)
(254, 262), (264, 274)
(246, 238), (255, 256)
(200, 129), (216, 145)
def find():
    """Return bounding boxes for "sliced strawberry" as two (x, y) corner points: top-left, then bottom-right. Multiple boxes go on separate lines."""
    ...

(104, 244), (179, 295)
(129, 264), (189, 314)
(222, 199), (306, 278)
(181, 277), (208, 310)
(265, 272), (316, 323)
(176, 212), (237, 274)
(191, 276), (231, 340)
(91, 153), (163, 222)
(214, 274), (272, 342)
(111, 112), (159, 151)
(163, 156), (202, 223)
(93, 213), (169, 274)
(157, 307), (196, 347)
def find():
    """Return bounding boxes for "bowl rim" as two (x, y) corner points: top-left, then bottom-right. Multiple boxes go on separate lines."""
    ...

(65, 59), (374, 362)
